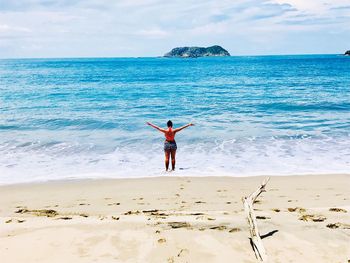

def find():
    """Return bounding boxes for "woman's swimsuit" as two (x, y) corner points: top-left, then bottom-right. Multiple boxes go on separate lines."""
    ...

(164, 128), (177, 151)
(164, 140), (177, 151)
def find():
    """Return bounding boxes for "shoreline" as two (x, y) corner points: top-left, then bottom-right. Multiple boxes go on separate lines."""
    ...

(1, 172), (350, 187)
(1, 174), (349, 262)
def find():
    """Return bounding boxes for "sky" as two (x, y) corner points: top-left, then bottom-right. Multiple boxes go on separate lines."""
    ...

(0, 0), (349, 58)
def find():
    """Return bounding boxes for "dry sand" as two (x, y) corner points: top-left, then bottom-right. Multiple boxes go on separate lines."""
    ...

(0, 174), (349, 263)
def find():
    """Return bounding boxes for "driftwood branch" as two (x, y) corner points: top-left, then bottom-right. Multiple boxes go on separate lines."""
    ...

(242, 177), (270, 262)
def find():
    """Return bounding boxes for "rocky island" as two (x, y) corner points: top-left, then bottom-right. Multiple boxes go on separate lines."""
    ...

(164, 45), (230, 58)
(345, 50), (350, 56)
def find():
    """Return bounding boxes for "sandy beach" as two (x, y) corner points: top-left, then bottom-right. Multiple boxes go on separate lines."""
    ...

(0, 174), (349, 263)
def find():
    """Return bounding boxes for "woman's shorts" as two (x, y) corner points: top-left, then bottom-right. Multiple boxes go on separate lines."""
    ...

(164, 140), (177, 151)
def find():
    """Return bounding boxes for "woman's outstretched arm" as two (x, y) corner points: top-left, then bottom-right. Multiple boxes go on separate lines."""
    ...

(146, 122), (166, 132)
(173, 123), (194, 133)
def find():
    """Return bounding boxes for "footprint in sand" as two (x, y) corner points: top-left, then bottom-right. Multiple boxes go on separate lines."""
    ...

(288, 207), (306, 213)
(229, 228), (241, 233)
(15, 208), (59, 217)
(168, 222), (191, 229)
(107, 202), (121, 206)
(326, 222), (350, 229)
(210, 225), (227, 230)
(299, 214), (326, 222)
(124, 210), (141, 215)
(44, 204), (59, 208)
(190, 212), (204, 216)
(329, 208), (347, 213)
(59, 217), (72, 220)
(158, 238), (166, 244)
(256, 216), (271, 220)
(5, 219), (25, 223)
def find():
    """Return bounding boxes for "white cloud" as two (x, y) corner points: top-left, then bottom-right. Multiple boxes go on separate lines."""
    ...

(135, 29), (170, 38)
(0, 0), (349, 58)
(0, 24), (31, 33)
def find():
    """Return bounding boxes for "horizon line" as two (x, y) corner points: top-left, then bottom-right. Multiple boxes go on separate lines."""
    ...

(0, 52), (347, 60)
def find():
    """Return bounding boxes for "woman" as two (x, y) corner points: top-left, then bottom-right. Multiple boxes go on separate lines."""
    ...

(146, 120), (194, 171)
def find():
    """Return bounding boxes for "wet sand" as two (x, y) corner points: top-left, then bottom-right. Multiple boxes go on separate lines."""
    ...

(0, 174), (349, 262)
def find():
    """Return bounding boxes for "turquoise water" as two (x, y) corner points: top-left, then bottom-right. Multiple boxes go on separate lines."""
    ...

(0, 55), (349, 183)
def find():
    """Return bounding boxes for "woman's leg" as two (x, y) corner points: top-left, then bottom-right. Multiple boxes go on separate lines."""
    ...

(170, 149), (176, 171)
(164, 151), (170, 171)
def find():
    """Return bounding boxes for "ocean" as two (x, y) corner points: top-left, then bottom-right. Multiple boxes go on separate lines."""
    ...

(0, 55), (349, 184)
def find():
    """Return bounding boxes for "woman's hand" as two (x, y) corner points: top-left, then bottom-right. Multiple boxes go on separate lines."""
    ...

(146, 122), (151, 126)
(189, 123), (194, 126)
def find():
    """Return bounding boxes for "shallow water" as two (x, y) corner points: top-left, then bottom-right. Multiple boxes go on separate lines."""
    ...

(0, 55), (349, 183)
